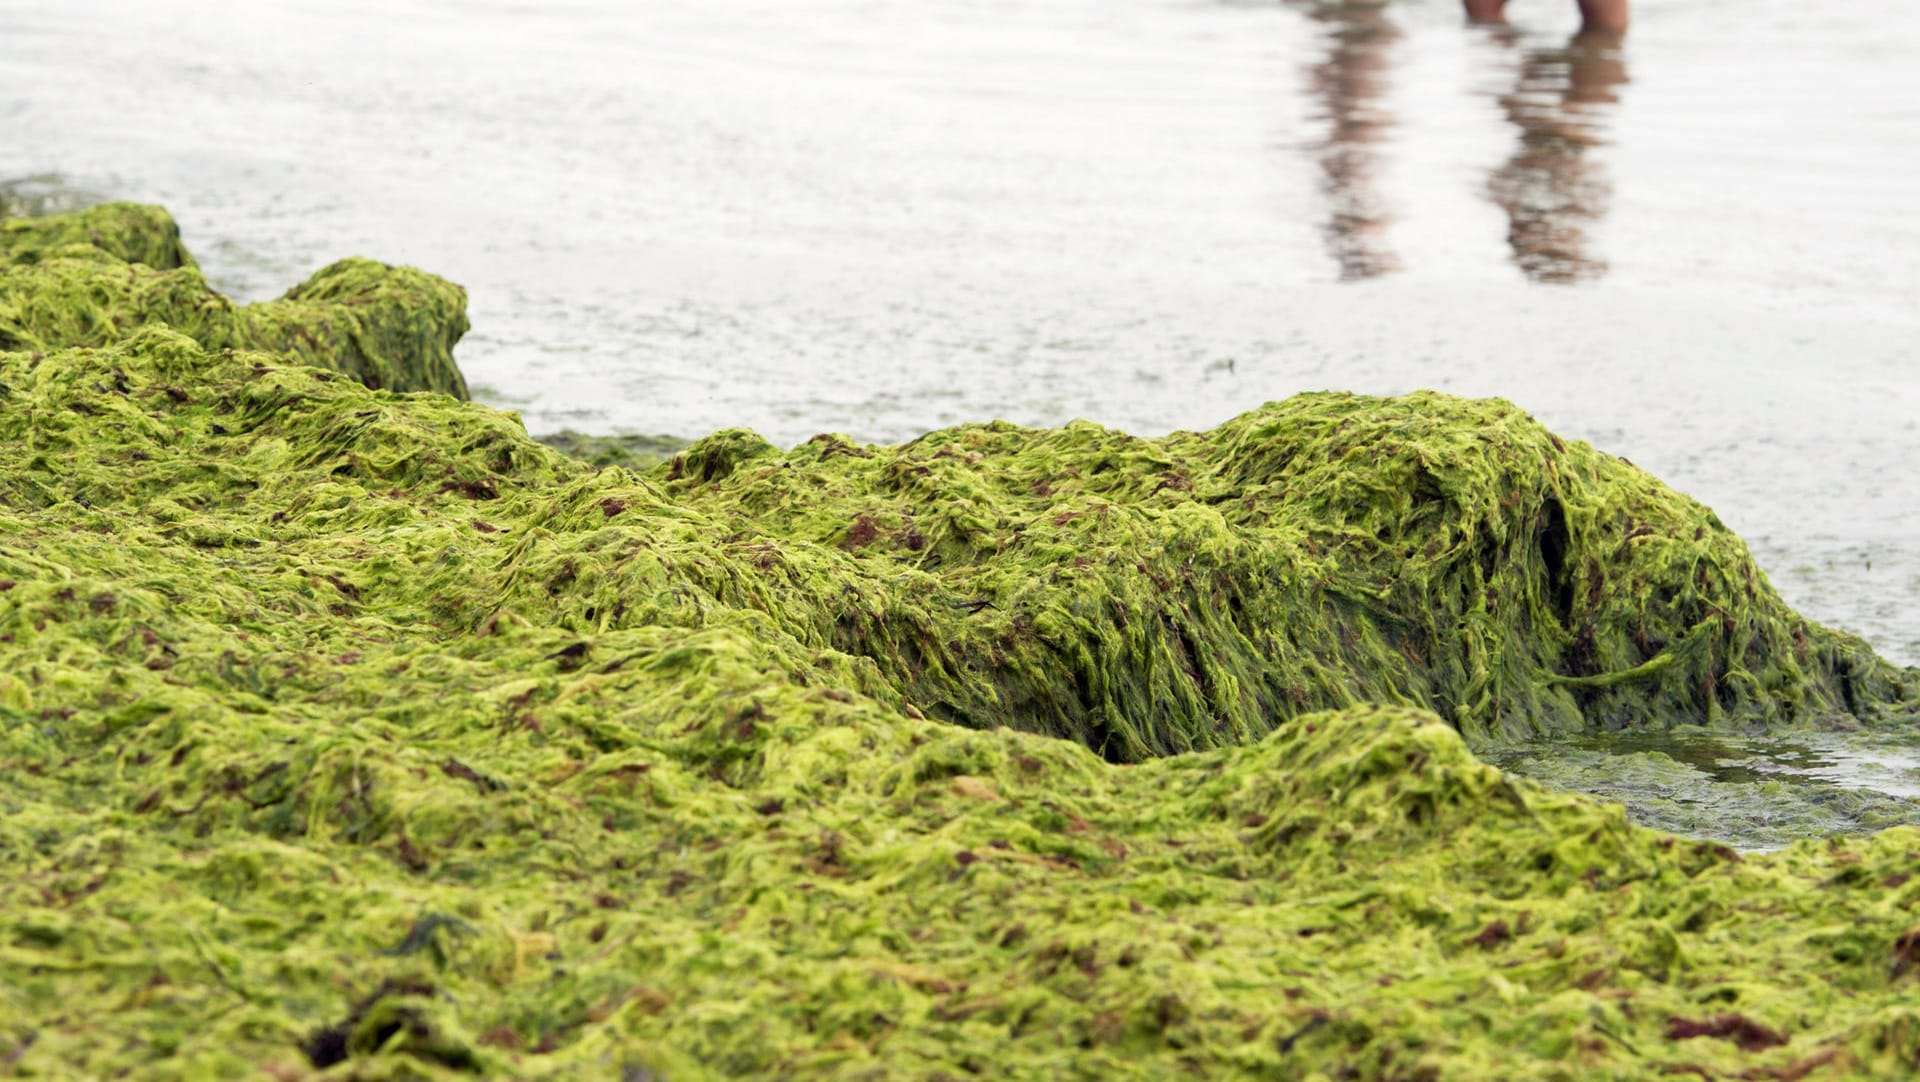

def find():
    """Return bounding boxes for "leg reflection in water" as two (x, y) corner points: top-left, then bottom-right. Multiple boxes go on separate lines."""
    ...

(1483, 27), (1629, 284)
(1296, 0), (1402, 281)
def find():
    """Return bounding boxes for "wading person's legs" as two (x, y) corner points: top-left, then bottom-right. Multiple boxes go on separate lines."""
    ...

(1463, 0), (1629, 32)
(1577, 0), (1628, 32)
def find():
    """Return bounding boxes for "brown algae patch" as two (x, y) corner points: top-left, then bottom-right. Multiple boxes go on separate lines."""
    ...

(1, 329), (1919, 1079)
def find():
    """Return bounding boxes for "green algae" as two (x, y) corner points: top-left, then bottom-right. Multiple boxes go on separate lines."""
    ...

(0, 204), (470, 399)
(0, 202), (194, 271)
(633, 395), (1915, 757)
(2, 327), (1920, 1079)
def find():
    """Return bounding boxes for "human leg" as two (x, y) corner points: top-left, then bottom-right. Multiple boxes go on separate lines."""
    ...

(1577, 0), (1628, 31)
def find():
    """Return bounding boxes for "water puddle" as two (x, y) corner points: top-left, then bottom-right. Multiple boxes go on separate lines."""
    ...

(1485, 725), (1920, 851)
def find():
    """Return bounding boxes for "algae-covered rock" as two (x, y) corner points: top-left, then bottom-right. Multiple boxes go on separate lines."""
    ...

(3, 330), (1920, 1079)
(242, 256), (471, 398)
(639, 393), (1910, 756)
(0, 204), (470, 398)
(0, 201), (195, 270)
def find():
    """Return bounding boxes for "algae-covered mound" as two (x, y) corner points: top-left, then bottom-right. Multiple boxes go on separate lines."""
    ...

(3, 330), (1920, 1079)
(0, 203), (470, 398)
(0, 201), (195, 271)
(638, 394), (1913, 756)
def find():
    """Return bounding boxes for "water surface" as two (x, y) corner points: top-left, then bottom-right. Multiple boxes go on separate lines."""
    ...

(1486, 727), (1920, 851)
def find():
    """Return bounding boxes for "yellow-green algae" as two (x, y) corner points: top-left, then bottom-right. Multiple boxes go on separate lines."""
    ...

(647, 399), (1913, 758)
(1, 204), (469, 399)
(0, 202), (196, 272)
(3, 328), (1920, 1080)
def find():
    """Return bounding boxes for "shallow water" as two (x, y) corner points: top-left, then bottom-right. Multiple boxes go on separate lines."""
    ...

(4, 0), (1919, 837)
(1486, 727), (1920, 851)
(1489, 725), (1920, 855)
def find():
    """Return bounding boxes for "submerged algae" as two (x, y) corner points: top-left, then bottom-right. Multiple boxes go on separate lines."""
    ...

(3, 331), (1920, 1079)
(0, 203), (470, 399)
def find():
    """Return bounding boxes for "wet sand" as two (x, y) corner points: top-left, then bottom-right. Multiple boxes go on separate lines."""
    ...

(2, 0), (1915, 665)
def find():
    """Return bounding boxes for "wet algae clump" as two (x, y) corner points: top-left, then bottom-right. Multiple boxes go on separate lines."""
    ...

(645, 400), (1914, 757)
(0, 202), (196, 271)
(3, 283), (1920, 1076)
(0, 203), (470, 399)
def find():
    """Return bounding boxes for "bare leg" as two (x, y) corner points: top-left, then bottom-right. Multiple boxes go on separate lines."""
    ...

(1578, 0), (1628, 32)
(1464, 0), (1508, 22)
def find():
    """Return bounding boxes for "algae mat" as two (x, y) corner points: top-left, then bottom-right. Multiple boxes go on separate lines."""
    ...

(4, 203), (1920, 1078)
(1, 203), (469, 400)
(2, 331), (1919, 1080)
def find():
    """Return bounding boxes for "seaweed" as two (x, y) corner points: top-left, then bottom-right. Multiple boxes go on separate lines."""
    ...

(0, 201), (194, 271)
(3, 327), (1919, 1079)
(637, 394), (1915, 755)
(0, 204), (469, 398)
